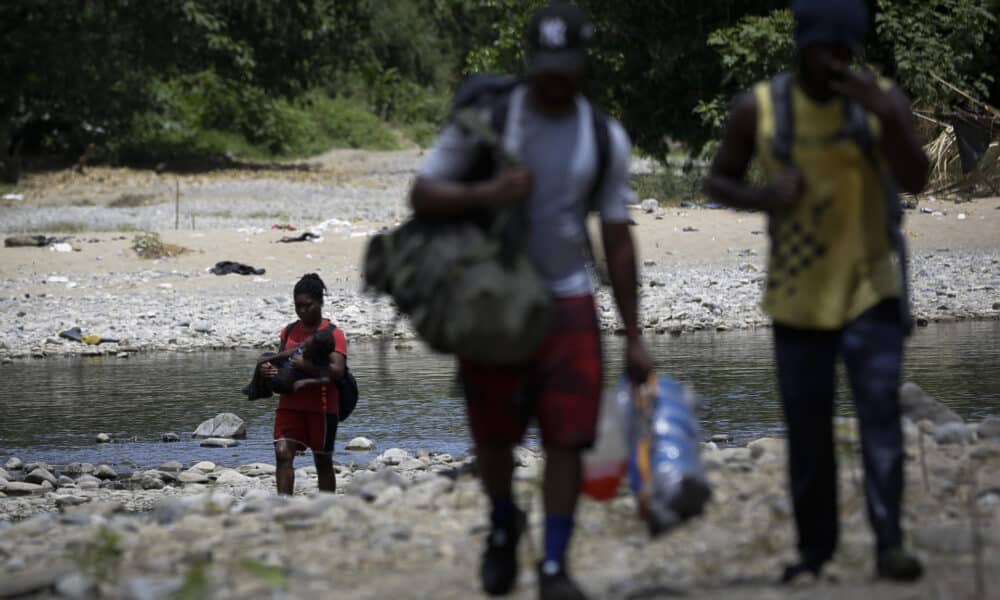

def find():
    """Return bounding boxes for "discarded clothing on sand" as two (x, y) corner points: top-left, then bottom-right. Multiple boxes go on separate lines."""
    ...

(210, 261), (266, 276)
(5, 235), (68, 248)
(59, 326), (120, 345)
(278, 232), (320, 243)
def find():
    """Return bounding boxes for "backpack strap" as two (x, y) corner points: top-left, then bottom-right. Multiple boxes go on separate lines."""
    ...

(769, 72), (795, 167)
(279, 320), (298, 352)
(586, 106), (611, 213)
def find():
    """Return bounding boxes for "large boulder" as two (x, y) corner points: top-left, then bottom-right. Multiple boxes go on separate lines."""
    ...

(899, 382), (962, 425)
(192, 413), (246, 439)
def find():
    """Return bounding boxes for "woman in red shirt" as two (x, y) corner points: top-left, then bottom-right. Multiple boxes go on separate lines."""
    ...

(260, 273), (348, 495)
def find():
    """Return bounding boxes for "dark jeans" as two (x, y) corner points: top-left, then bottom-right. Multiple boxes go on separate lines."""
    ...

(774, 300), (905, 565)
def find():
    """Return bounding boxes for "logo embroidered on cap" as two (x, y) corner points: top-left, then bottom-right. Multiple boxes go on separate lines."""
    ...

(539, 17), (567, 48)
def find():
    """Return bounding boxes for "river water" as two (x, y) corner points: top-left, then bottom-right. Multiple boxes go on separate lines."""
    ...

(1, 321), (998, 472)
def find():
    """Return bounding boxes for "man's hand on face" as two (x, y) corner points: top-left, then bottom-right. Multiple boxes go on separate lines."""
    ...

(828, 59), (893, 120)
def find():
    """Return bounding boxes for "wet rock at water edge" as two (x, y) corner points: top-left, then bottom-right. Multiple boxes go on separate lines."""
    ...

(192, 412), (246, 439)
(2, 482), (45, 496)
(161, 432), (180, 443)
(95, 464), (118, 480)
(346, 436), (376, 451)
(95, 432), (112, 444)
(178, 470), (210, 484)
(158, 461), (183, 473)
(54, 495), (91, 509)
(378, 448), (411, 465)
(4, 457), (23, 471)
(899, 382), (963, 425)
(192, 461), (216, 473)
(63, 462), (96, 476)
(237, 463), (276, 477)
(933, 422), (975, 445)
(201, 437), (239, 448)
(977, 416), (1000, 440)
(24, 468), (57, 486)
(215, 469), (252, 485)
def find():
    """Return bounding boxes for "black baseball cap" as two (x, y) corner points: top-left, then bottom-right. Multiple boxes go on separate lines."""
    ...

(525, 2), (594, 76)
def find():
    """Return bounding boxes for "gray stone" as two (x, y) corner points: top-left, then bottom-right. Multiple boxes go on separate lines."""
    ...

(153, 498), (187, 526)
(346, 469), (407, 498)
(192, 412), (246, 439)
(96, 433), (112, 443)
(748, 437), (785, 460)
(57, 475), (75, 487)
(0, 564), (74, 598)
(2, 481), (45, 496)
(641, 198), (659, 213)
(933, 422), (974, 445)
(178, 470), (210, 484)
(201, 437), (240, 448)
(24, 468), (57, 486)
(215, 469), (252, 484)
(161, 432), (180, 443)
(63, 462), (96, 476)
(378, 448), (411, 465)
(398, 459), (426, 471)
(55, 572), (97, 599)
(23, 462), (50, 473)
(54, 495), (91, 509)
(346, 436), (376, 451)
(0, 467), (8, 481)
(977, 416), (1000, 440)
(513, 446), (540, 468)
(95, 464), (119, 480)
(192, 461), (216, 473)
(899, 382), (962, 425)
(158, 461), (183, 472)
(372, 484), (404, 507)
(237, 463), (276, 477)
(3, 457), (23, 470)
(120, 576), (184, 600)
(192, 321), (212, 333)
(404, 477), (454, 509)
(76, 475), (101, 490)
(718, 448), (752, 464)
(140, 476), (166, 490)
(710, 434), (731, 443)
(915, 524), (973, 554)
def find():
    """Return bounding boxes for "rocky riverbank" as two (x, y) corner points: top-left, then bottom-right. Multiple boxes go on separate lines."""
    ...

(2, 385), (1000, 599)
(2, 155), (998, 361)
(1, 245), (997, 361)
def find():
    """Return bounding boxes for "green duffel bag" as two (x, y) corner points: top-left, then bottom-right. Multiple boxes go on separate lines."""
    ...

(363, 212), (553, 365)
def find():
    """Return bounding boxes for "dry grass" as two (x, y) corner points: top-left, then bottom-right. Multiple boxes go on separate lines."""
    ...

(109, 193), (159, 208)
(130, 231), (190, 259)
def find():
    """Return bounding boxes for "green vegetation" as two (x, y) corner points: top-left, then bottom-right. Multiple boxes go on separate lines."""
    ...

(71, 527), (123, 585)
(1, 0), (997, 187)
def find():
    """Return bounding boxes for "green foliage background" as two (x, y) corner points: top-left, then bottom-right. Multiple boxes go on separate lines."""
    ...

(1, 0), (997, 168)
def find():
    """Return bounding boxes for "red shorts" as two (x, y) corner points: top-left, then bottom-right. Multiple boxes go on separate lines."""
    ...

(273, 408), (338, 454)
(460, 295), (602, 450)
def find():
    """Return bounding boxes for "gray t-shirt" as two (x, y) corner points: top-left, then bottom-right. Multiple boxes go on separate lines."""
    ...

(419, 85), (633, 298)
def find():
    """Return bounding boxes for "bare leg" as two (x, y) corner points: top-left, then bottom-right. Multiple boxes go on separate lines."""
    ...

(274, 440), (299, 495)
(477, 442), (514, 498)
(543, 448), (582, 516)
(314, 452), (336, 493)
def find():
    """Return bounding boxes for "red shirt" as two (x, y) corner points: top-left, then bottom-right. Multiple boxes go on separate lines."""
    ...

(276, 319), (348, 414)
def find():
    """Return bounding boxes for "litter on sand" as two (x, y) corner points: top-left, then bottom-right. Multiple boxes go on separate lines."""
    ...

(209, 261), (266, 276)
(59, 326), (120, 345)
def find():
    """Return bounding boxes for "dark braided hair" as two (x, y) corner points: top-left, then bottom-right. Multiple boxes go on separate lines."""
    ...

(293, 273), (327, 303)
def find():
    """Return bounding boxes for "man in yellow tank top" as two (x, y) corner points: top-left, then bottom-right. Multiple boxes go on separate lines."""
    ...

(706, 0), (929, 584)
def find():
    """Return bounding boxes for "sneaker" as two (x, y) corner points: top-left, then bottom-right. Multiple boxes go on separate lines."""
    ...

(538, 561), (588, 600)
(877, 547), (923, 582)
(779, 561), (822, 584)
(480, 508), (526, 596)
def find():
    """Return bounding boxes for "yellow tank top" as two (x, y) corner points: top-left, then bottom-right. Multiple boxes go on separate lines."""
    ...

(754, 77), (902, 330)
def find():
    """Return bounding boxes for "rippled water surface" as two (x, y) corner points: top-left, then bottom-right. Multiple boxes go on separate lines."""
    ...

(1, 321), (998, 471)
